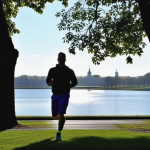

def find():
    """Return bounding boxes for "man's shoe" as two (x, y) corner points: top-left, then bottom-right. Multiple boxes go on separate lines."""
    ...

(56, 132), (62, 141)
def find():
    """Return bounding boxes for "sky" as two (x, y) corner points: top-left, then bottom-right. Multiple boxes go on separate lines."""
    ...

(12, 0), (150, 77)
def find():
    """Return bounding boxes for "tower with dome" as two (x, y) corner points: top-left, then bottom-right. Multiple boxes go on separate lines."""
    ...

(115, 69), (119, 77)
(87, 67), (92, 78)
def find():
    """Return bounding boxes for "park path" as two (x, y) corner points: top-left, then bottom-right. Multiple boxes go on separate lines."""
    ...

(8, 119), (147, 131)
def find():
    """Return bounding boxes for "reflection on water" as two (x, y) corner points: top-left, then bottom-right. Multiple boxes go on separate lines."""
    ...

(15, 89), (150, 116)
(69, 90), (105, 104)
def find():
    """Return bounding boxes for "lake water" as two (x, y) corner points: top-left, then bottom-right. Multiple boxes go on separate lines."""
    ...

(15, 89), (150, 116)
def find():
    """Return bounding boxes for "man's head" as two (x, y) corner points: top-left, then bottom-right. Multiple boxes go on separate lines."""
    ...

(58, 52), (66, 65)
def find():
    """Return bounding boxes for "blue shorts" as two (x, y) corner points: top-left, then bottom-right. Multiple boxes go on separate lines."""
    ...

(51, 94), (70, 117)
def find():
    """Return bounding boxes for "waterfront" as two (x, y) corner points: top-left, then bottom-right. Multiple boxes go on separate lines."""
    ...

(15, 89), (150, 116)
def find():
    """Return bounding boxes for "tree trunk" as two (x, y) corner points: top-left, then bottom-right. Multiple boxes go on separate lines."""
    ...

(138, 0), (150, 42)
(0, 50), (19, 130)
(0, 0), (18, 130)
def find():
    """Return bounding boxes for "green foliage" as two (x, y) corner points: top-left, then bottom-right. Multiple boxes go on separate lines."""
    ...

(2, 0), (68, 36)
(56, 0), (146, 64)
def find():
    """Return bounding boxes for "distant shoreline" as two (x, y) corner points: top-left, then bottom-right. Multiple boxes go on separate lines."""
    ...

(14, 86), (150, 91)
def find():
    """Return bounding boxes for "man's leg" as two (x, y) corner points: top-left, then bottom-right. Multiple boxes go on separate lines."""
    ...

(53, 94), (69, 140)
(58, 114), (66, 131)
(53, 114), (66, 141)
(53, 114), (66, 131)
(53, 115), (60, 120)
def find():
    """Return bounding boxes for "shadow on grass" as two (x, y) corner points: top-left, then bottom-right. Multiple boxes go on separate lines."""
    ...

(14, 136), (150, 150)
(0, 129), (6, 132)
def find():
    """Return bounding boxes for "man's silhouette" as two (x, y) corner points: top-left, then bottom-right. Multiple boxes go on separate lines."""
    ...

(46, 52), (78, 140)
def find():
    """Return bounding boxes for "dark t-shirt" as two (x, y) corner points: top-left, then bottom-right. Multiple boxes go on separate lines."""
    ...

(46, 64), (78, 95)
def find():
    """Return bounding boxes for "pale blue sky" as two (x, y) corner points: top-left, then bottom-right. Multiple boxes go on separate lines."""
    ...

(12, 0), (150, 77)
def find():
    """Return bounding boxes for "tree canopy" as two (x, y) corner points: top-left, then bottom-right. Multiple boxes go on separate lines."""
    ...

(2, 0), (68, 36)
(56, 0), (147, 64)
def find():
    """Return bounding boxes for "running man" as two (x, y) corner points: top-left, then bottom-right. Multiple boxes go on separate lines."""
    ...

(46, 52), (78, 140)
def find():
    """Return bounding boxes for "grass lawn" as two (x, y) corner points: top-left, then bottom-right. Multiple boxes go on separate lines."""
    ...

(1, 120), (150, 150)
(1, 130), (150, 150)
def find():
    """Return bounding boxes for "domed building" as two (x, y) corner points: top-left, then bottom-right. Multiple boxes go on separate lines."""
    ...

(77, 67), (103, 86)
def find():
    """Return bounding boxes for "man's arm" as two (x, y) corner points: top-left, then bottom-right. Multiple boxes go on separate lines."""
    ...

(46, 69), (53, 86)
(70, 70), (78, 88)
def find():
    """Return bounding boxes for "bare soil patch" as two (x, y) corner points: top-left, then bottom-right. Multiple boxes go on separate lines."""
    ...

(12, 124), (30, 129)
(130, 129), (150, 134)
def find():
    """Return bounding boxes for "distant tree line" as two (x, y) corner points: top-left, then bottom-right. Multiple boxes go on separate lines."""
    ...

(104, 73), (150, 88)
(15, 73), (150, 87)
(15, 75), (47, 87)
